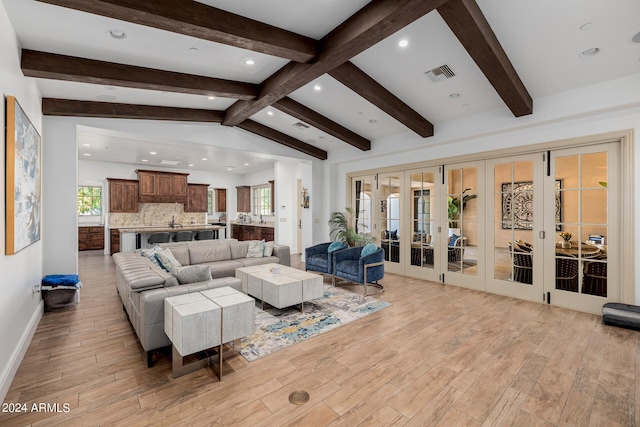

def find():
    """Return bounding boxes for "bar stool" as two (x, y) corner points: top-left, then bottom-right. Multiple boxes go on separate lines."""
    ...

(148, 232), (170, 245)
(173, 231), (193, 242)
(194, 230), (214, 240)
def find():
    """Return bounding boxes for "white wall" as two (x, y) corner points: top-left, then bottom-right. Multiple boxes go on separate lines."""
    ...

(0, 2), (44, 402)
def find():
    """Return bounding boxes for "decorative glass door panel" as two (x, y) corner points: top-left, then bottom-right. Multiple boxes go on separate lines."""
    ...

(353, 176), (373, 236)
(547, 144), (618, 313)
(379, 173), (403, 274)
(405, 168), (440, 280)
(486, 156), (543, 301)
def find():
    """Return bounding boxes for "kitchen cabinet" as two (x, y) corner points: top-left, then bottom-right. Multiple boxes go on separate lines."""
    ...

(79, 226), (104, 251)
(108, 178), (139, 213)
(236, 186), (251, 213)
(231, 224), (274, 241)
(215, 188), (227, 212)
(137, 170), (188, 203)
(110, 229), (120, 254)
(185, 184), (209, 212)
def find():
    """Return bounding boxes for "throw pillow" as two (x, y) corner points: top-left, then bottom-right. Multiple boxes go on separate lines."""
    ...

(360, 242), (378, 258)
(327, 241), (344, 253)
(264, 241), (275, 257)
(448, 234), (460, 247)
(246, 240), (265, 258)
(390, 230), (398, 240)
(140, 246), (162, 268)
(155, 248), (182, 272)
(171, 265), (211, 285)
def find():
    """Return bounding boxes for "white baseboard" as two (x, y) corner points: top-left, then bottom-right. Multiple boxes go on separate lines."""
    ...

(0, 301), (43, 403)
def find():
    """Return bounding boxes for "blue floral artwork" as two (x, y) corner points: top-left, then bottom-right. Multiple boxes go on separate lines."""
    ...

(6, 96), (41, 255)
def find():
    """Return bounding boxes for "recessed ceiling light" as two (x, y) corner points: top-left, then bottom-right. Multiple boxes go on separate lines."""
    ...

(107, 29), (127, 40)
(189, 47), (199, 53)
(149, 151), (157, 155)
(245, 59), (255, 65)
(82, 143), (91, 147)
(632, 31), (640, 44)
(202, 157), (208, 161)
(267, 111), (274, 116)
(141, 159), (148, 162)
(243, 163), (249, 166)
(449, 93), (460, 98)
(83, 153), (91, 156)
(226, 165), (236, 170)
(313, 85), (321, 91)
(580, 47), (600, 57)
(188, 164), (194, 167)
(208, 96), (215, 100)
(579, 23), (594, 31)
(398, 39), (409, 48)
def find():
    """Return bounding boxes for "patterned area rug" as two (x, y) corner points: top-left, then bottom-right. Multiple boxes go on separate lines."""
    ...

(240, 284), (390, 362)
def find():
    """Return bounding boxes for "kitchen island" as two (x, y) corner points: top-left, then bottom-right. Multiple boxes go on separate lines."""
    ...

(111, 224), (227, 253)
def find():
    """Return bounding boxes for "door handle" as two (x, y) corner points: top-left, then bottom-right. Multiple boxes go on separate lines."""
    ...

(298, 219), (302, 229)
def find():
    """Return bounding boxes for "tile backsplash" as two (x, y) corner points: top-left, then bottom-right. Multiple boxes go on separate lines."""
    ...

(108, 203), (206, 227)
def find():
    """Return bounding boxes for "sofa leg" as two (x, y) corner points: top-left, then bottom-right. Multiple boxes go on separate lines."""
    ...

(147, 351), (154, 368)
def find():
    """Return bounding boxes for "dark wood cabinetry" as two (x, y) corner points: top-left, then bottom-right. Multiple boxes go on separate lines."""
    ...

(79, 226), (104, 251)
(215, 188), (227, 212)
(236, 186), (251, 213)
(137, 170), (188, 203)
(185, 184), (209, 212)
(231, 224), (274, 241)
(108, 178), (139, 213)
(110, 229), (120, 254)
(268, 180), (275, 214)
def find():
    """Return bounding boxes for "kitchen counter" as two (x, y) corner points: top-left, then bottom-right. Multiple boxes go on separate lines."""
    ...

(114, 224), (225, 233)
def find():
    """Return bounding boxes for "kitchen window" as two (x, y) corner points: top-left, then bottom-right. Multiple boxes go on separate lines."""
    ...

(77, 185), (102, 217)
(253, 185), (271, 216)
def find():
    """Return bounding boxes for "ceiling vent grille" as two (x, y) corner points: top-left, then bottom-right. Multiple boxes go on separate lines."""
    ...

(292, 122), (310, 130)
(425, 64), (455, 83)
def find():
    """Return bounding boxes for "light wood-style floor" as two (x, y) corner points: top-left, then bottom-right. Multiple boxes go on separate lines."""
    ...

(2, 251), (637, 426)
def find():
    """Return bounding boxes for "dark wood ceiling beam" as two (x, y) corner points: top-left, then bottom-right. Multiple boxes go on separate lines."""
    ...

(21, 49), (258, 99)
(42, 98), (225, 122)
(329, 62), (434, 138)
(237, 120), (327, 160)
(22, 50), (259, 100)
(223, 0), (448, 126)
(35, 0), (318, 63)
(438, 0), (532, 117)
(273, 97), (371, 151)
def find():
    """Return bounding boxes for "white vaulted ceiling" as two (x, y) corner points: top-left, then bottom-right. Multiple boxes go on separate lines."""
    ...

(2, 0), (639, 171)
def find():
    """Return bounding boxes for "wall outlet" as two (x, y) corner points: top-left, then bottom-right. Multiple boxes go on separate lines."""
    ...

(280, 218), (287, 222)
(32, 286), (40, 294)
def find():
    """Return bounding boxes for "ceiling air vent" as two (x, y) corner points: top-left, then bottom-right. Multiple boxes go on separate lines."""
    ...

(292, 122), (310, 130)
(424, 64), (455, 83)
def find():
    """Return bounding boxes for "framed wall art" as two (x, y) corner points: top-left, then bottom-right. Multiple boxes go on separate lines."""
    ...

(501, 180), (562, 231)
(5, 95), (42, 255)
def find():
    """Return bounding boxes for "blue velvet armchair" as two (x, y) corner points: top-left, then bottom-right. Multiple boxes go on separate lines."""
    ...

(305, 242), (348, 275)
(333, 246), (385, 296)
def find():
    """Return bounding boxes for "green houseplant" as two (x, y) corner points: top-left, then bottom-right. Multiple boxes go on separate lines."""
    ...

(329, 207), (373, 247)
(448, 188), (477, 229)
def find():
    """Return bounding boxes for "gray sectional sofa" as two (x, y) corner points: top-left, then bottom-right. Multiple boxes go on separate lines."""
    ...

(113, 239), (290, 366)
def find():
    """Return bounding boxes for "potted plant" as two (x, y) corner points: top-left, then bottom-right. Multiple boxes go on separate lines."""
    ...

(448, 188), (477, 235)
(329, 207), (373, 247)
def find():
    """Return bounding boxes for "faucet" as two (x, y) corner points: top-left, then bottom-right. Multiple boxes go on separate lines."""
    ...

(259, 214), (264, 224)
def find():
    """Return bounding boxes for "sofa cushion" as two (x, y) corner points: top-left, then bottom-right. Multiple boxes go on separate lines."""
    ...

(171, 265), (211, 285)
(155, 248), (182, 271)
(230, 242), (250, 259)
(206, 260), (244, 279)
(239, 256), (280, 267)
(264, 241), (274, 256)
(247, 240), (265, 258)
(361, 243), (378, 258)
(189, 244), (232, 265)
(169, 247), (190, 266)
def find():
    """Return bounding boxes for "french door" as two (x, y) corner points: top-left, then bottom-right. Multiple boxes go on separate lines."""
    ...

(485, 154), (544, 301)
(442, 162), (485, 290)
(545, 143), (619, 313)
(378, 172), (404, 274)
(404, 167), (440, 281)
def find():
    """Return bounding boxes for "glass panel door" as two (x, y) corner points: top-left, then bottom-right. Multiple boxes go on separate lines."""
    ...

(443, 162), (484, 290)
(405, 167), (440, 281)
(379, 172), (403, 274)
(485, 155), (543, 300)
(353, 176), (373, 237)
(546, 143), (619, 314)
